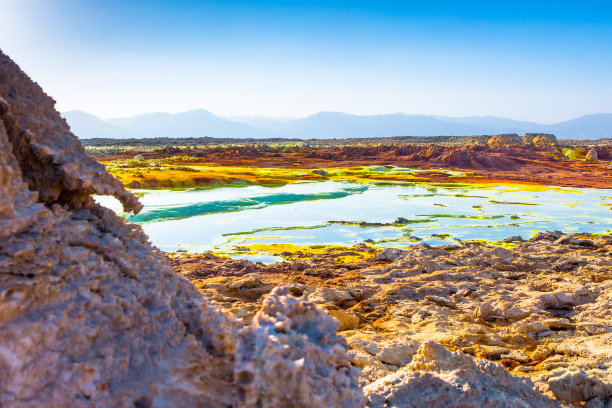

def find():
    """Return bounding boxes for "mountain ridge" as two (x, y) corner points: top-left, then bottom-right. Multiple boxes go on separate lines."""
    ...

(62, 109), (612, 140)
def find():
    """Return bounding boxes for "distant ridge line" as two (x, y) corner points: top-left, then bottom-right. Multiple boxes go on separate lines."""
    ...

(63, 110), (612, 140)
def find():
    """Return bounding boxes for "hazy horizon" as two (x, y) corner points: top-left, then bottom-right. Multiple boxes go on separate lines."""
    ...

(3, 1), (612, 123)
(61, 108), (612, 140)
(65, 108), (612, 126)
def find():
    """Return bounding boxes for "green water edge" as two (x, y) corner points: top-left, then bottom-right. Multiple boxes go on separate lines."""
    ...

(123, 179), (580, 225)
(99, 177), (612, 263)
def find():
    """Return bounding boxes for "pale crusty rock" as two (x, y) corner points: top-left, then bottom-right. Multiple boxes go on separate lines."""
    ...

(0, 49), (244, 407)
(364, 341), (566, 407)
(587, 148), (599, 161)
(546, 368), (612, 404)
(0, 49), (242, 407)
(234, 286), (363, 408)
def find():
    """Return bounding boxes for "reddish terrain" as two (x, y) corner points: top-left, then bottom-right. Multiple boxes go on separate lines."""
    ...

(96, 144), (612, 189)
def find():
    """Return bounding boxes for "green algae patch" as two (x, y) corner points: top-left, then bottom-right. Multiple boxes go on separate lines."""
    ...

(415, 214), (505, 220)
(127, 185), (368, 223)
(488, 200), (540, 206)
(562, 147), (587, 161)
(327, 218), (420, 228)
(455, 194), (489, 198)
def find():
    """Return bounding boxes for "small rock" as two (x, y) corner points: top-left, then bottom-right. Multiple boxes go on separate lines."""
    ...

(514, 321), (549, 335)
(346, 335), (381, 356)
(375, 248), (405, 262)
(542, 318), (576, 331)
(475, 302), (495, 320)
(529, 345), (553, 362)
(531, 230), (563, 241)
(502, 307), (530, 321)
(475, 345), (509, 360)
(500, 349), (530, 364)
(555, 235), (596, 247)
(547, 368), (612, 403)
(227, 273), (263, 289)
(376, 338), (420, 367)
(349, 348), (381, 368)
(327, 309), (360, 331)
(425, 295), (455, 309)
(586, 148), (599, 161)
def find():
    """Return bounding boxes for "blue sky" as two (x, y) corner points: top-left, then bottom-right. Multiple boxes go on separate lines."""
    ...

(1, 0), (612, 122)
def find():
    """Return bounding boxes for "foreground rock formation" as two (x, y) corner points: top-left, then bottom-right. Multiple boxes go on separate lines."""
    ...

(0, 50), (362, 407)
(2, 49), (610, 407)
(0, 49), (238, 407)
(364, 341), (563, 407)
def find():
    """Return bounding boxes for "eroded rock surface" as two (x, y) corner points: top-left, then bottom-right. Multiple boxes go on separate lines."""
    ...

(364, 341), (565, 407)
(234, 286), (363, 407)
(587, 148), (599, 161)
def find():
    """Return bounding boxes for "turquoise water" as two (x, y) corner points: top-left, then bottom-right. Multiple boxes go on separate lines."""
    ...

(96, 181), (612, 258)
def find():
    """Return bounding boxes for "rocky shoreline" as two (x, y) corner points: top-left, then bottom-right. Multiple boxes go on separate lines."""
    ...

(171, 231), (612, 406)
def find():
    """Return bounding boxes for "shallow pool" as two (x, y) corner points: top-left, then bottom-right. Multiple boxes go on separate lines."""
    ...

(95, 181), (612, 258)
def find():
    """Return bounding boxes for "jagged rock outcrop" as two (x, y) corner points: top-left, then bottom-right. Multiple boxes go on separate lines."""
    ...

(486, 133), (522, 147)
(0, 50), (360, 407)
(364, 341), (566, 407)
(546, 369), (612, 404)
(0, 49), (240, 407)
(234, 286), (363, 407)
(523, 133), (559, 147)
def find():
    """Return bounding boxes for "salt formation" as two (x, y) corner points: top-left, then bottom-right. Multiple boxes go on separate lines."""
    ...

(234, 287), (363, 407)
(364, 341), (565, 407)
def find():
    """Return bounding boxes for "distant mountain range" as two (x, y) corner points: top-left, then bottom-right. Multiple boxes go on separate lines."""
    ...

(62, 109), (612, 140)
